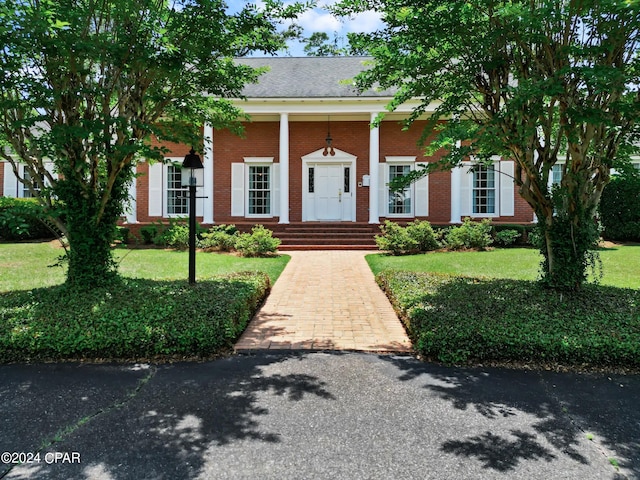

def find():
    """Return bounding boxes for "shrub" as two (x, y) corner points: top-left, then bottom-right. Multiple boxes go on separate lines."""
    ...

(140, 226), (158, 244)
(0, 273), (270, 362)
(0, 198), (59, 240)
(159, 224), (190, 250)
(406, 220), (440, 252)
(234, 225), (281, 257)
(444, 218), (493, 250)
(375, 220), (419, 255)
(600, 174), (640, 241)
(199, 224), (239, 252)
(494, 229), (521, 247)
(115, 226), (130, 244)
(377, 270), (640, 368)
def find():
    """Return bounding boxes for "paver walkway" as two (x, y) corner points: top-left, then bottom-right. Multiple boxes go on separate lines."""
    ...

(235, 251), (412, 353)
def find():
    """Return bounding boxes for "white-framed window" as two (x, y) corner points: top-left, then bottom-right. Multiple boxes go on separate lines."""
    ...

(247, 164), (271, 216)
(388, 163), (412, 216)
(459, 158), (514, 218)
(21, 168), (39, 198)
(551, 163), (563, 185)
(472, 164), (496, 215)
(166, 164), (189, 216)
(230, 157), (278, 218)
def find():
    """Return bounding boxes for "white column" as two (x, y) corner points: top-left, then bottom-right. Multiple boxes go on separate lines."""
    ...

(368, 112), (380, 224)
(279, 113), (290, 224)
(125, 165), (137, 223)
(203, 123), (214, 224)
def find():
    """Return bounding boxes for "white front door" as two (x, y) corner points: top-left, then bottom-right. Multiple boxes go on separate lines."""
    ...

(315, 164), (344, 220)
(302, 148), (357, 222)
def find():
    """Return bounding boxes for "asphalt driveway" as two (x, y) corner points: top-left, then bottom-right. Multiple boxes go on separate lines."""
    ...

(1, 353), (638, 479)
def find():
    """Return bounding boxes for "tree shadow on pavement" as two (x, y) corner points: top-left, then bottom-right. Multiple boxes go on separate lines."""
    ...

(379, 356), (638, 478)
(7, 353), (335, 480)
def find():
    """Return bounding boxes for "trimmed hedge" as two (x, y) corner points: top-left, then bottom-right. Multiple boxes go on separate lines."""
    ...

(377, 270), (640, 368)
(600, 174), (640, 241)
(0, 197), (60, 240)
(0, 272), (270, 362)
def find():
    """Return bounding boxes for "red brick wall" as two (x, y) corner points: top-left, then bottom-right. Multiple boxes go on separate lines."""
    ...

(136, 119), (535, 225)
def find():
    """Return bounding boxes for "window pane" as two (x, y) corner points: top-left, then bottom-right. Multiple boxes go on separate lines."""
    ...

(344, 167), (350, 193)
(473, 165), (495, 214)
(249, 165), (271, 215)
(167, 166), (189, 215)
(309, 167), (314, 193)
(388, 164), (412, 214)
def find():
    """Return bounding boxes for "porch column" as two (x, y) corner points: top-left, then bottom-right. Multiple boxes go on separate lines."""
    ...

(279, 112), (290, 224)
(203, 123), (214, 224)
(368, 112), (380, 224)
(124, 165), (137, 224)
(450, 139), (462, 223)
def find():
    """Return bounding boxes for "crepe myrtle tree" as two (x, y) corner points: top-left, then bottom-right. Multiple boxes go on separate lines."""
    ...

(335, 0), (640, 289)
(0, 0), (307, 289)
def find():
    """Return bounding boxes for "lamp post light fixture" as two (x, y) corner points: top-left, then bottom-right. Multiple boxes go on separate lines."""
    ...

(182, 148), (204, 285)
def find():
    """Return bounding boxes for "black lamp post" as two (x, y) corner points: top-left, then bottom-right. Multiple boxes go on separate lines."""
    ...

(182, 148), (204, 285)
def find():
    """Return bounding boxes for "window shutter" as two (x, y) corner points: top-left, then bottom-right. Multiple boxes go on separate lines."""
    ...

(195, 184), (204, 217)
(414, 172), (429, 217)
(378, 163), (387, 217)
(272, 163), (280, 217)
(231, 163), (245, 216)
(43, 162), (57, 185)
(3, 162), (17, 197)
(147, 162), (163, 217)
(459, 163), (473, 217)
(499, 161), (515, 217)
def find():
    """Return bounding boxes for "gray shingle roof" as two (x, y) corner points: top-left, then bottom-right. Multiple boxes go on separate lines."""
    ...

(237, 57), (394, 98)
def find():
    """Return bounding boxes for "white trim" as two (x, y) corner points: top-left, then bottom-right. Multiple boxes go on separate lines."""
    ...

(385, 162), (415, 218)
(245, 162), (275, 219)
(385, 156), (417, 163)
(244, 156), (274, 163)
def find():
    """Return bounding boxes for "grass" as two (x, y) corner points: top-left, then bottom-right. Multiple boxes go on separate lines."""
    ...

(0, 241), (290, 292)
(366, 245), (640, 289)
(0, 241), (289, 362)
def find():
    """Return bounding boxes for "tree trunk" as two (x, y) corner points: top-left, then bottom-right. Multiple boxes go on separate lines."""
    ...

(56, 174), (128, 290)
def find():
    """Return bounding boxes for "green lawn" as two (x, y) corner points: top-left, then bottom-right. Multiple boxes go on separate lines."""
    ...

(0, 241), (290, 292)
(366, 245), (640, 289)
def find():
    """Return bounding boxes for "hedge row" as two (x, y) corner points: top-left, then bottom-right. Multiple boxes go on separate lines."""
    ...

(378, 270), (640, 368)
(0, 272), (270, 362)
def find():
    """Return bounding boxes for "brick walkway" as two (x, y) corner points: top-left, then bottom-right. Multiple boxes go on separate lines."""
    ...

(235, 251), (412, 353)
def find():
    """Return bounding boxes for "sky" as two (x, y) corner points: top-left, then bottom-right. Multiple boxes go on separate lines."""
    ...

(256, 0), (384, 56)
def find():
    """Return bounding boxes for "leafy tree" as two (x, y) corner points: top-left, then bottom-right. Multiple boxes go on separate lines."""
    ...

(303, 31), (345, 56)
(335, 0), (640, 289)
(0, 0), (304, 289)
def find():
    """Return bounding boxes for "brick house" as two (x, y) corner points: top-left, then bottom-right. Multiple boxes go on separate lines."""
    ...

(1, 57), (535, 247)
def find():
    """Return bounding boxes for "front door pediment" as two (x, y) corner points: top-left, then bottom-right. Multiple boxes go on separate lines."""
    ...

(301, 148), (357, 163)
